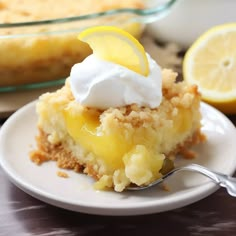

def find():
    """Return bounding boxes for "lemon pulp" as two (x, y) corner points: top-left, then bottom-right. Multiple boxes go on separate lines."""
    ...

(183, 23), (236, 114)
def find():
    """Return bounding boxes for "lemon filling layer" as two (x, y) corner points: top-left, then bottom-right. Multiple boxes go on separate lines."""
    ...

(62, 102), (197, 191)
(63, 106), (165, 177)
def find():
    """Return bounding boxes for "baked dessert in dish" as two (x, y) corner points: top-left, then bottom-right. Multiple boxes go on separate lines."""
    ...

(30, 26), (205, 192)
(0, 0), (143, 24)
(0, 0), (144, 87)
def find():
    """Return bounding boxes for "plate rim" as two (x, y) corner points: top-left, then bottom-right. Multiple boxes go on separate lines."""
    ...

(0, 100), (235, 215)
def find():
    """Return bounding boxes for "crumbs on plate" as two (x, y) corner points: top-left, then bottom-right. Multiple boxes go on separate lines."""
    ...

(57, 171), (69, 178)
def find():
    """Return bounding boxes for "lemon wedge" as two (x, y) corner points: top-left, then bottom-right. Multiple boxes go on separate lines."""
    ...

(78, 26), (149, 76)
(183, 23), (236, 114)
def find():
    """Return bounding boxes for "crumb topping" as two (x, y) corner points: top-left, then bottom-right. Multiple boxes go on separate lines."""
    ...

(40, 69), (201, 130)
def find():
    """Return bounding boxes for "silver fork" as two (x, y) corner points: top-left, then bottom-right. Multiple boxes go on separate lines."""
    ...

(127, 163), (236, 197)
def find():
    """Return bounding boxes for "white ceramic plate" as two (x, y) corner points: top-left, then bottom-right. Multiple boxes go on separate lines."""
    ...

(0, 101), (236, 216)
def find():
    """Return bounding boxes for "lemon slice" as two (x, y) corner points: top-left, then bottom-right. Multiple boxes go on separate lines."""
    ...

(78, 26), (149, 76)
(183, 23), (236, 114)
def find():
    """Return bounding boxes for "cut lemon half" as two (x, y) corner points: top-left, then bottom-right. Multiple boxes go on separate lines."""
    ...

(183, 23), (236, 114)
(78, 26), (149, 76)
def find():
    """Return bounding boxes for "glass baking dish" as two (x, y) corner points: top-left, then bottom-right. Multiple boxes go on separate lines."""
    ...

(0, 0), (176, 93)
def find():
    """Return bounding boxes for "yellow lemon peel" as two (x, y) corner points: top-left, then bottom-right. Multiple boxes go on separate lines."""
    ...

(78, 26), (149, 76)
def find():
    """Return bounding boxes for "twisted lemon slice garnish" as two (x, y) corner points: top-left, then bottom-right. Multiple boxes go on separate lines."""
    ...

(78, 26), (149, 76)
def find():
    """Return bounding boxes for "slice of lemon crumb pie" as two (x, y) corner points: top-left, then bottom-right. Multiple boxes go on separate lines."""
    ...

(30, 26), (205, 192)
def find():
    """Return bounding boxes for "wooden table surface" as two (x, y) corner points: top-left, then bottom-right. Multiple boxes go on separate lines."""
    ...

(0, 114), (235, 236)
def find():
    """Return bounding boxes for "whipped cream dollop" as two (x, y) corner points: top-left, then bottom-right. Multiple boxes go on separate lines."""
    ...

(70, 54), (162, 109)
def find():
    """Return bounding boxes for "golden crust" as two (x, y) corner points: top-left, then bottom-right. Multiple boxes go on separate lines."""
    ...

(30, 129), (82, 172)
(30, 129), (101, 180)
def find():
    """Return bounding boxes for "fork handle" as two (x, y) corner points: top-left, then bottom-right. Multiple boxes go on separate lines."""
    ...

(181, 164), (236, 197)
